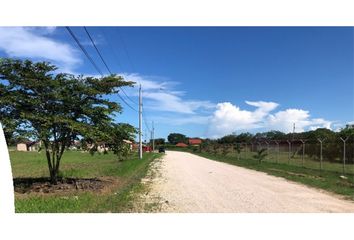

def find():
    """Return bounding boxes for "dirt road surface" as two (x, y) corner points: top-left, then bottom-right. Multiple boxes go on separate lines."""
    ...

(143, 151), (354, 213)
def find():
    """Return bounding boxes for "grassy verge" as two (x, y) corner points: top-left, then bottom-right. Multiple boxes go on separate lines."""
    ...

(167, 148), (354, 200)
(11, 151), (161, 213)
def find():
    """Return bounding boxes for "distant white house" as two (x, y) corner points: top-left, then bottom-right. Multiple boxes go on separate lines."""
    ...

(17, 141), (41, 152)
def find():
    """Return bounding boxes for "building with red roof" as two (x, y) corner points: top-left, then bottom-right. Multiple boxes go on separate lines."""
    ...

(188, 138), (202, 145)
(176, 142), (188, 147)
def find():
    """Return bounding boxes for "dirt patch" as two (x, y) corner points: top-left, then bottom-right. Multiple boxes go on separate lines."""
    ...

(14, 177), (119, 195)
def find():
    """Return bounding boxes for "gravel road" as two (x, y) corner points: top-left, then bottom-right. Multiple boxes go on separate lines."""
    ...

(145, 151), (354, 213)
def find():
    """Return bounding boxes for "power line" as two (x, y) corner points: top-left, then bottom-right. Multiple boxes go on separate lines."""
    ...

(143, 114), (151, 133)
(83, 27), (138, 107)
(142, 103), (151, 132)
(83, 27), (112, 75)
(99, 28), (124, 73)
(65, 27), (103, 76)
(66, 26), (137, 112)
(100, 28), (139, 105)
(115, 28), (136, 73)
(116, 29), (156, 145)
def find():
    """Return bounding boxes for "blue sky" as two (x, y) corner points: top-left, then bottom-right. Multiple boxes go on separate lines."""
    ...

(0, 27), (353, 140)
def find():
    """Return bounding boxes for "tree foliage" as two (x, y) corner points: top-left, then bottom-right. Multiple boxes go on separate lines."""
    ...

(167, 133), (187, 145)
(0, 58), (134, 183)
(218, 134), (238, 144)
(107, 123), (137, 161)
(253, 148), (268, 163)
(150, 138), (165, 146)
(233, 143), (243, 160)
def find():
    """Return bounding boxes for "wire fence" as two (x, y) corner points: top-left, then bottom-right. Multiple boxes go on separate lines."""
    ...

(200, 137), (354, 175)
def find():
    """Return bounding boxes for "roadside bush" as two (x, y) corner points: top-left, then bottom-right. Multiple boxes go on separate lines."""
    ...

(253, 148), (268, 163)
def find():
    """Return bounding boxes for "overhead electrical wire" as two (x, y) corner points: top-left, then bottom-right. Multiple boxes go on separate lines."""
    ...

(99, 28), (139, 105)
(83, 27), (153, 133)
(142, 104), (151, 133)
(65, 27), (103, 76)
(115, 28), (137, 73)
(83, 27), (138, 106)
(67, 26), (155, 145)
(97, 27), (151, 135)
(66, 26), (137, 112)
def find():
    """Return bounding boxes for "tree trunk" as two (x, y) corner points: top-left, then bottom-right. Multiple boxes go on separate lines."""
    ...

(43, 140), (61, 184)
(50, 169), (58, 185)
(44, 138), (68, 184)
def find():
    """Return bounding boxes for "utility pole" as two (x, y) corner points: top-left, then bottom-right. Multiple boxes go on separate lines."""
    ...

(139, 84), (142, 159)
(152, 121), (155, 152)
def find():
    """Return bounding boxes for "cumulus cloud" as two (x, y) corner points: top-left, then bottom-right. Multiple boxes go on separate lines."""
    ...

(207, 101), (277, 138)
(0, 27), (80, 73)
(207, 101), (332, 138)
(245, 101), (279, 119)
(267, 109), (331, 132)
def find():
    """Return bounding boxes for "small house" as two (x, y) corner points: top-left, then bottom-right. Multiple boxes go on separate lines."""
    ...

(17, 141), (40, 152)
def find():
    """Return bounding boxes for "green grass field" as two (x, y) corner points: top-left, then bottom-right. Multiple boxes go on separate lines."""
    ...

(10, 150), (161, 213)
(168, 148), (354, 200)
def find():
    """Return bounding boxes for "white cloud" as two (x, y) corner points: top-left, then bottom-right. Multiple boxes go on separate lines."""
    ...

(207, 101), (277, 138)
(245, 101), (278, 119)
(120, 73), (168, 91)
(207, 102), (332, 138)
(0, 27), (80, 73)
(267, 109), (331, 133)
(120, 73), (215, 114)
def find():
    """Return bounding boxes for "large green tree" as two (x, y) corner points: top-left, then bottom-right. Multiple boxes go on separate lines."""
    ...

(167, 133), (187, 144)
(150, 138), (165, 146)
(0, 58), (134, 183)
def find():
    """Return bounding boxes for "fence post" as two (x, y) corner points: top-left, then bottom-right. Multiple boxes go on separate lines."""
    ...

(243, 143), (246, 159)
(257, 142), (261, 157)
(265, 141), (269, 161)
(274, 140), (279, 163)
(317, 138), (325, 171)
(287, 140), (291, 164)
(300, 139), (306, 167)
(340, 137), (348, 175)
